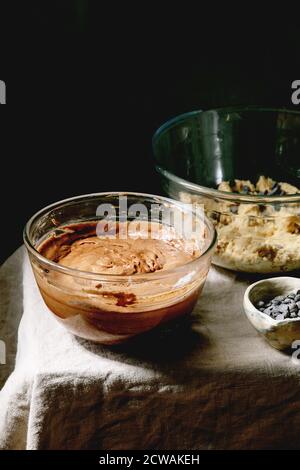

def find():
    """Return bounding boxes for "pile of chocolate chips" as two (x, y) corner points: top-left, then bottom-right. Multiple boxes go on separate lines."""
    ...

(256, 290), (300, 320)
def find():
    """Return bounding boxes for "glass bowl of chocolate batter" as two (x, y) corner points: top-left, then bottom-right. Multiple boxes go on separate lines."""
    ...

(24, 193), (216, 344)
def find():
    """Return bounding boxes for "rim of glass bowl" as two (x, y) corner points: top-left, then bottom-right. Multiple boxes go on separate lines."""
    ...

(23, 192), (217, 282)
(153, 106), (300, 204)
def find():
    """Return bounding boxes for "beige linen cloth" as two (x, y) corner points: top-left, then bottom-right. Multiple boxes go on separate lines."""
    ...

(0, 246), (300, 450)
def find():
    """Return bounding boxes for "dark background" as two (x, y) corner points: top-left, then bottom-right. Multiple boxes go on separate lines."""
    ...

(0, 2), (299, 263)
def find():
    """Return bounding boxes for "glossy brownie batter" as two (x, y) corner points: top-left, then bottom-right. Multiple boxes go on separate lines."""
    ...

(39, 221), (200, 275)
(33, 221), (207, 343)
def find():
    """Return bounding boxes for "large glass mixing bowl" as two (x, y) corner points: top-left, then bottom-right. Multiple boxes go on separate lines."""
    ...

(153, 107), (300, 273)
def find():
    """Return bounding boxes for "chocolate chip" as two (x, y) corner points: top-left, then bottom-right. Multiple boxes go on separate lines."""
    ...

(241, 185), (250, 194)
(288, 293), (296, 299)
(268, 184), (280, 196)
(211, 212), (221, 222)
(258, 204), (266, 213)
(278, 304), (290, 315)
(274, 295), (285, 302)
(290, 304), (298, 314)
(264, 307), (273, 316)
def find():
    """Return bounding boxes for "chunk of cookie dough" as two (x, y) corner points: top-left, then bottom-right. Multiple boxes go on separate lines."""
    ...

(217, 179), (256, 194)
(218, 181), (232, 192)
(232, 179), (256, 193)
(279, 182), (300, 195)
(256, 176), (276, 194)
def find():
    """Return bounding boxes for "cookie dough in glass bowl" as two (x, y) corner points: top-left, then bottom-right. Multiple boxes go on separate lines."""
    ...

(153, 107), (300, 273)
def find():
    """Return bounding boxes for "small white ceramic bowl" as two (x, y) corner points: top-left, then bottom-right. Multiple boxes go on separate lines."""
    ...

(243, 277), (300, 351)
